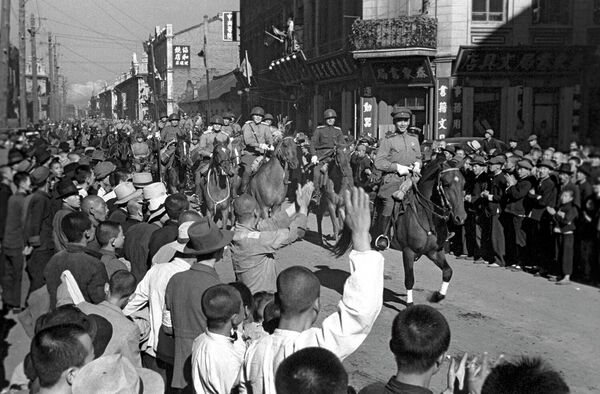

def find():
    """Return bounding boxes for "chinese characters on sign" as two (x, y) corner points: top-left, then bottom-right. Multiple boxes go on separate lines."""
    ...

(370, 58), (433, 85)
(455, 46), (589, 76)
(360, 97), (377, 136)
(173, 45), (190, 68)
(222, 12), (237, 41)
(308, 56), (357, 81)
(451, 84), (462, 134)
(436, 78), (453, 139)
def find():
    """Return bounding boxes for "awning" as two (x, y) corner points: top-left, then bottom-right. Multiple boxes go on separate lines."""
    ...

(183, 71), (238, 103)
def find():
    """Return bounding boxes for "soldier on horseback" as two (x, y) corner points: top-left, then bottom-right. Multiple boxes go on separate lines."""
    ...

(222, 112), (242, 140)
(160, 113), (188, 145)
(310, 109), (345, 203)
(131, 132), (151, 172)
(373, 105), (422, 250)
(240, 106), (273, 193)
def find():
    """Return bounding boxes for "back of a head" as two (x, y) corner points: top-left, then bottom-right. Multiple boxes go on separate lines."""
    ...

(81, 195), (105, 214)
(109, 270), (136, 299)
(165, 193), (189, 220)
(390, 305), (451, 374)
(30, 324), (90, 388)
(276, 266), (320, 316)
(74, 164), (91, 184)
(178, 209), (202, 225)
(95, 221), (120, 247)
(275, 347), (348, 394)
(233, 193), (259, 219)
(13, 171), (30, 188)
(62, 211), (92, 243)
(202, 284), (242, 329)
(229, 281), (253, 311)
(252, 291), (275, 322)
(482, 357), (569, 394)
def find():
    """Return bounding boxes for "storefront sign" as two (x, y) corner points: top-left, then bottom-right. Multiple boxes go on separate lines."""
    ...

(222, 12), (237, 41)
(455, 46), (590, 76)
(370, 58), (433, 85)
(436, 78), (452, 138)
(307, 55), (357, 81)
(360, 97), (377, 136)
(173, 45), (190, 68)
(451, 83), (462, 134)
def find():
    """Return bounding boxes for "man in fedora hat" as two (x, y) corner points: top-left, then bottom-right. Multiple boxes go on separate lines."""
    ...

(132, 172), (153, 189)
(373, 105), (422, 250)
(107, 182), (143, 226)
(162, 218), (233, 390)
(24, 166), (55, 293)
(52, 179), (81, 252)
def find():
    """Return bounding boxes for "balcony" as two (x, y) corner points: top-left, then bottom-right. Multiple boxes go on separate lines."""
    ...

(349, 16), (437, 58)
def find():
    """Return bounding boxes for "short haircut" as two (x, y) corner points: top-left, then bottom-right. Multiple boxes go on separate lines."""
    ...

(276, 266), (320, 315)
(67, 152), (80, 161)
(13, 171), (30, 188)
(252, 292), (275, 322)
(275, 347), (348, 394)
(561, 189), (574, 198)
(178, 209), (202, 225)
(30, 324), (90, 388)
(108, 270), (136, 298)
(74, 165), (91, 184)
(482, 357), (569, 394)
(201, 284), (241, 329)
(109, 168), (131, 187)
(49, 158), (61, 168)
(95, 221), (121, 247)
(165, 193), (189, 220)
(389, 305), (451, 374)
(62, 212), (92, 243)
(229, 281), (253, 309)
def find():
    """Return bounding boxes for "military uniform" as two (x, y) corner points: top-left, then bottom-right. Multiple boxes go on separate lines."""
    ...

(198, 130), (230, 162)
(160, 124), (186, 145)
(310, 123), (345, 189)
(222, 122), (242, 140)
(132, 141), (150, 159)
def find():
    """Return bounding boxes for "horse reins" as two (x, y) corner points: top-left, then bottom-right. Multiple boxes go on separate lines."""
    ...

(206, 168), (231, 216)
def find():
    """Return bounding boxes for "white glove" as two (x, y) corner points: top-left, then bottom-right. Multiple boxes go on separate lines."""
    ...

(311, 155), (318, 165)
(396, 164), (410, 176)
(259, 143), (268, 150)
(413, 162), (422, 175)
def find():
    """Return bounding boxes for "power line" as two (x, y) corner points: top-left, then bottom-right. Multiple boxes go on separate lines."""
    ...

(43, 17), (139, 43)
(105, 0), (147, 31)
(90, 1), (141, 40)
(60, 44), (121, 74)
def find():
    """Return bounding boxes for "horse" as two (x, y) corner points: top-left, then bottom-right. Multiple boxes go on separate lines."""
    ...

(249, 136), (299, 218)
(203, 139), (235, 229)
(165, 139), (194, 194)
(389, 162), (467, 305)
(315, 144), (353, 244)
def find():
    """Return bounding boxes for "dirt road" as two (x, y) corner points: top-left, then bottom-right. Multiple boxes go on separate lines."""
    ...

(3, 214), (600, 393)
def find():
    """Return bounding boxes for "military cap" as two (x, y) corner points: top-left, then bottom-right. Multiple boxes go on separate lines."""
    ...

(517, 159), (533, 170)
(471, 155), (486, 165)
(210, 115), (224, 125)
(169, 113), (180, 121)
(556, 163), (572, 174)
(527, 134), (538, 142)
(323, 109), (337, 119)
(390, 105), (412, 120)
(250, 107), (265, 117)
(484, 129), (494, 136)
(159, 113), (168, 120)
(537, 160), (555, 170)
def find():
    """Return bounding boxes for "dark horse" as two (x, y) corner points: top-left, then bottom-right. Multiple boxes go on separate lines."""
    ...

(102, 132), (132, 169)
(389, 162), (467, 304)
(316, 144), (353, 244)
(249, 136), (298, 218)
(165, 139), (194, 194)
(203, 139), (235, 229)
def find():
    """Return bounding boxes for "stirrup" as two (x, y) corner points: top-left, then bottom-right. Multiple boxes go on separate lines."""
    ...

(375, 234), (390, 251)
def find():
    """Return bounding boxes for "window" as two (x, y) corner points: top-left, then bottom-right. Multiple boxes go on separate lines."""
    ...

(594, 0), (600, 25)
(472, 0), (505, 22)
(532, 0), (571, 25)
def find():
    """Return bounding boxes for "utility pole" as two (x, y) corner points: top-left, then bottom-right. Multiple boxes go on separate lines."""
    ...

(28, 13), (38, 123)
(18, 0), (26, 127)
(54, 41), (59, 119)
(0, 0), (12, 129)
(48, 32), (54, 120)
(203, 14), (211, 121)
(61, 75), (66, 118)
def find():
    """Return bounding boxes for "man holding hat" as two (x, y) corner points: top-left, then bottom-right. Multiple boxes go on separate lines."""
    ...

(240, 106), (273, 193)
(24, 166), (54, 292)
(309, 109), (345, 203)
(163, 218), (233, 390)
(373, 105), (422, 250)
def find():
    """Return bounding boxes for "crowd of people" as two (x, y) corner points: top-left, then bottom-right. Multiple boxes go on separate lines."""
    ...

(0, 108), (579, 393)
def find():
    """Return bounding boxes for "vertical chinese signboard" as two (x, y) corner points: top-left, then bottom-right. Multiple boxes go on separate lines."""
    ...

(222, 12), (237, 41)
(451, 83), (462, 136)
(436, 78), (452, 139)
(173, 45), (190, 68)
(360, 97), (377, 137)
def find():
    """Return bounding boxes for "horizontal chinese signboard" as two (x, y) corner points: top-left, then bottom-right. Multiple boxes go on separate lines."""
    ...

(369, 58), (434, 85)
(454, 46), (591, 76)
(307, 55), (357, 81)
(173, 45), (190, 68)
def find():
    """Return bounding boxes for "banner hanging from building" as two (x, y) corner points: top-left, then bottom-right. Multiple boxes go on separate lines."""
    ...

(436, 78), (452, 139)
(360, 97), (377, 136)
(173, 45), (191, 68)
(222, 12), (238, 41)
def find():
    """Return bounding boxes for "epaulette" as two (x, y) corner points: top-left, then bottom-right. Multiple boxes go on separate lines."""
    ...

(316, 125), (326, 129)
(334, 126), (342, 130)
(385, 131), (396, 138)
(244, 120), (253, 124)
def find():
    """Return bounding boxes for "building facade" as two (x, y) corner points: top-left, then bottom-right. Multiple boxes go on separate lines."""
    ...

(240, 0), (600, 148)
(26, 59), (50, 120)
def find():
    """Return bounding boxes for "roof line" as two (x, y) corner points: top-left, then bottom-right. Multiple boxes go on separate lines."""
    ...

(173, 13), (226, 36)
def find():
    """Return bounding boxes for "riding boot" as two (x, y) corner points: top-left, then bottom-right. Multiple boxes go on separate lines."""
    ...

(375, 215), (392, 251)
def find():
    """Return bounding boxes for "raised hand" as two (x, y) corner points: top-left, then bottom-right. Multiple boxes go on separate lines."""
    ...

(338, 187), (371, 252)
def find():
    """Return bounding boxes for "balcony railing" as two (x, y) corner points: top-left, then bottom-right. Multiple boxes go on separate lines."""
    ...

(349, 16), (437, 51)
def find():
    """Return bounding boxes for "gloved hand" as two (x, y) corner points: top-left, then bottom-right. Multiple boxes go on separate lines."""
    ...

(259, 143), (269, 150)
(396, 164), (410, 176)
(413, 162), (422, 175)
(311, 155), (319, 165)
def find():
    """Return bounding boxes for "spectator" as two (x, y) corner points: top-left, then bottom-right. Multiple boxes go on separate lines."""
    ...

(92, 161), (116, 200)
(74, 164), (94, 198)
(52, 179), (81, 252)
(150, 210), (202, 265)
(0, 165), (13, 247)
(191, 284), (246, 394)
(78, 270), (142, 366)
(96, 221), (129, 276)
(547, 189), (578, 285)
(107, 181), (142, 226)
(229, 281), (260, 341)
(276, 347), (350, 394)
(241, 187), (383, 394)
(147, 193), (189, 260)
(44, 212), (108, 309)
(230, 182), (312, 294)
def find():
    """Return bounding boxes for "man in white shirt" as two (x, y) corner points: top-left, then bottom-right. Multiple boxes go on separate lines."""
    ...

(192, 284), (246, 394)
(241, 186), (384, 394)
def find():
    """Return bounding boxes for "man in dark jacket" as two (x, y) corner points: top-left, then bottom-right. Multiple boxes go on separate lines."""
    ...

(481, 156), (507, 267)
(464, 156), (489, 263)
(0, 166), (13, 247)
(146, 193), (188, 262)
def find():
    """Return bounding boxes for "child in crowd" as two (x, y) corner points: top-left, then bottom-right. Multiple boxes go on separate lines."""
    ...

(96, 221), (130, 277)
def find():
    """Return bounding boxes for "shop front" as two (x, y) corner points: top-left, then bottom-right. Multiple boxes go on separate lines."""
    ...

(451, 46), (592, 150)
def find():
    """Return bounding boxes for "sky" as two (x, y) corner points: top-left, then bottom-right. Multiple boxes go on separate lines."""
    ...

(8, 0), (238, 106)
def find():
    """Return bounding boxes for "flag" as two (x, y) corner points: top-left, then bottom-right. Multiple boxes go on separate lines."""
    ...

(241, 50), (253, 86)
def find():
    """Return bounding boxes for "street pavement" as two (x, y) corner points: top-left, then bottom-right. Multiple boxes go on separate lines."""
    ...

(2, 213), (600, 393)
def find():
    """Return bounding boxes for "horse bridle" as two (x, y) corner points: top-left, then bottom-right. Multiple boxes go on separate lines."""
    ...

(436, 167), (460, 212)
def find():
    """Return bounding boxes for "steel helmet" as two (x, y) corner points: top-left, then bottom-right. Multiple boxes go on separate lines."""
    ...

(210, 115), (224, 125)
(323, 109), (337, 119)
(264, 113), (274, 121)
(168, 113), (180, 121)
(250, 106), (265, 117)
(223, 111), (235, 120)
